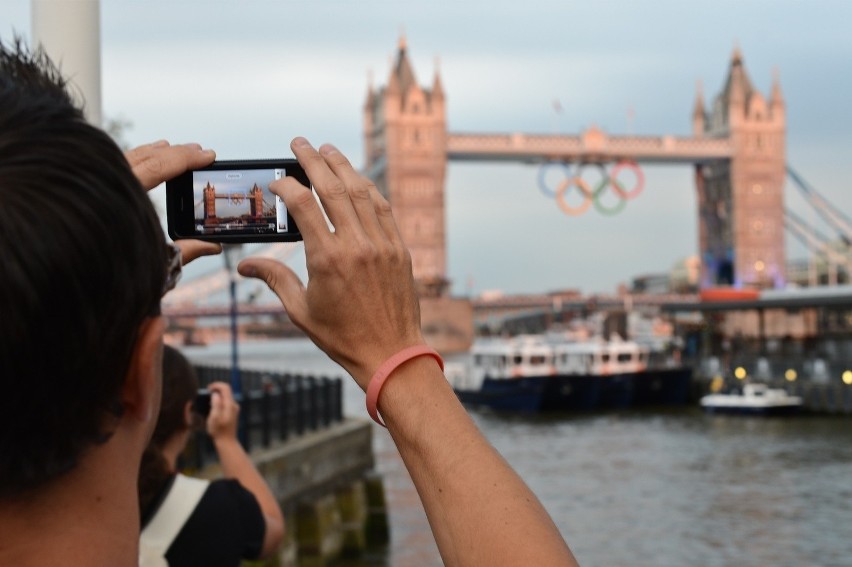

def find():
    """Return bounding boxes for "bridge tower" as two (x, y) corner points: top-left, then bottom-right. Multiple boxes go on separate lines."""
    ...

(203, 181), (217, 221)
(250, 183), (264, 218)
(364, 36), (448, 297)
(694, 48), (786, 288)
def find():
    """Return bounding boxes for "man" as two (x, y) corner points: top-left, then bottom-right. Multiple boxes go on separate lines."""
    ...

(0, 39), (578, 566)
(0, 39), (218, 565)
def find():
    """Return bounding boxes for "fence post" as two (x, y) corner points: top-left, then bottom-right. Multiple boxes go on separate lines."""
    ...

(334, 378), (343, 422)
(279, 374), (290, 442)
(309, 377), (320, 431)
(295, 375), (305, 436)
(261, 387), (271, 448)
(240, 390), (252, 452)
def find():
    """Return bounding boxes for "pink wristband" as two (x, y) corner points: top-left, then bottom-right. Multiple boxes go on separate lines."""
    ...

(365, 345), (444, 427)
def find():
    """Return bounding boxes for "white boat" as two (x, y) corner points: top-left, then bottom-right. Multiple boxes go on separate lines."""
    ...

(447, 333), (692, 412)
(700, 383), (803, 415)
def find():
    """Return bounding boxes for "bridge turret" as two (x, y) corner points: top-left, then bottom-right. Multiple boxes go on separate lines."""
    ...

(692, 80), (706, 137)
(769, 68), (785, 125)
(723, 46), (753, 129)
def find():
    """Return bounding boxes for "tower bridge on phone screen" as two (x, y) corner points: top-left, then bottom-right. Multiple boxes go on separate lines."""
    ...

(364, 37), (787, 300)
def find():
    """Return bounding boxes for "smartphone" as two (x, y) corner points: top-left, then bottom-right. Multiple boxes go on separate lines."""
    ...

(166, 159), (311, 243)
(192, 388), (212, 418)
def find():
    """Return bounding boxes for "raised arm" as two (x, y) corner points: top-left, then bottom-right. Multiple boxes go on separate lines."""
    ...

(206, 382), (285, 558)
(238, 137), (578, 567)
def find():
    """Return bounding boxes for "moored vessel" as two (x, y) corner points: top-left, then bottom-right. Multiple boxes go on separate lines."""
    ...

(700, 383), (803, 415)
(446, 333), (692, 412)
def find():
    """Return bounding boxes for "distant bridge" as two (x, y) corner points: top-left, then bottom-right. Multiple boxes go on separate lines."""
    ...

(163, 292), (700, 334)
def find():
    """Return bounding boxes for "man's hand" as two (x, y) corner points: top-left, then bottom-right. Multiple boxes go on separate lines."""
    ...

(125, 140), (222, 264)
(238, 137), (425, 390)
(125, 140), (215, 191)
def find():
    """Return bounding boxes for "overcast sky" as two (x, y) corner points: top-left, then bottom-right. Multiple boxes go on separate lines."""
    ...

(4, 0), (851, 297)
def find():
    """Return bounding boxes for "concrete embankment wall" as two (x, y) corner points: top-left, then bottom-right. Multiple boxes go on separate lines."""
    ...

(198, 418), (389, 565)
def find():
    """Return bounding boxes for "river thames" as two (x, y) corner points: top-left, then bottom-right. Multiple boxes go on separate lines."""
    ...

(184, 338), (852, 567)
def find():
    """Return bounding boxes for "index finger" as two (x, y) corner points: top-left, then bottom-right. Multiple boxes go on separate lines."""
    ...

(290, 137), (361, 234)
(126, 142), (216, 191)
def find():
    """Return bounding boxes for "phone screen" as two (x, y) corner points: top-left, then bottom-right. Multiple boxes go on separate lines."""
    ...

(166, 159), (308, 243)
(191, 167), (289, 236)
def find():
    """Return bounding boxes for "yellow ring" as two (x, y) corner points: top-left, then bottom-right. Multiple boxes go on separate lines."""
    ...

(555, 177), (593, 216)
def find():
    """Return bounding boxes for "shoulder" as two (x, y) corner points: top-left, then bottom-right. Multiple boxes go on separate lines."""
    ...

(201, 478), (261, 509)
(164, 478), (266, 565)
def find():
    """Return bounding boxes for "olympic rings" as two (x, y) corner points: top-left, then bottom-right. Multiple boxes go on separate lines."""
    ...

(537, 159), (645, 217)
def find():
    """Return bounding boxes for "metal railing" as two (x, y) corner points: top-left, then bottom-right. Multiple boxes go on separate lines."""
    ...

(187, 365), (343, 469)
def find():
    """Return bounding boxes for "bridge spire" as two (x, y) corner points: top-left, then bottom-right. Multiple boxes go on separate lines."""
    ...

(770, 67), (784, 109)
(432, 56), (444, 101)
(692, 80), (705, 136)
(392, 34), (418, 97)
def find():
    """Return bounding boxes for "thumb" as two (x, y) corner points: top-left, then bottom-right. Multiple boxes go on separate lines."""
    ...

(175, 240), (223, 265)
(237, 257), (307, 319)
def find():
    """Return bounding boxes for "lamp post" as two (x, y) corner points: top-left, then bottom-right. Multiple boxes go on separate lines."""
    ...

(221, 245), (242, 399)
(32, 0), (102, 126)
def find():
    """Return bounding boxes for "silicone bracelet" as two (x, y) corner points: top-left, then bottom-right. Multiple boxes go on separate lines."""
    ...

(365, 345), (444, 427)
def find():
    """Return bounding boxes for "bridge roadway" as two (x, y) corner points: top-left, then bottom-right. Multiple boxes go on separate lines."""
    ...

(446, 129), (732, 163)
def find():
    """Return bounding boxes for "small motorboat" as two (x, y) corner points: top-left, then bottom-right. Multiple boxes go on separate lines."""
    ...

(700, 382), (803, 415)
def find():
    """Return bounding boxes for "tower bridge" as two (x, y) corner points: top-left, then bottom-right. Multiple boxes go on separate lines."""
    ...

(165, 38), (852, 352)
(364, 39), (787, 293)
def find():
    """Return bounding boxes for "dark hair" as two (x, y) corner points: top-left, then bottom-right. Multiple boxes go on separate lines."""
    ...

(0, 38), (168, 498)
(139, 345), (200, 513)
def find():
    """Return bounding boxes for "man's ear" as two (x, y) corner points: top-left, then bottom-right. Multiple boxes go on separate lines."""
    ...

(122, 316), (166, 425)
(184, 400), (195, 428)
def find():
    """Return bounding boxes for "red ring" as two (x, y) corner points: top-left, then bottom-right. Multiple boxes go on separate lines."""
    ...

(609, 160), (645, 200)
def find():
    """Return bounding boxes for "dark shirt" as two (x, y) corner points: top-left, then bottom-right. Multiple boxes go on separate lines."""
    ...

(142, 475), (265, 567)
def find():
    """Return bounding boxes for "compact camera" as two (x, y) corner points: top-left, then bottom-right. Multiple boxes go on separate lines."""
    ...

(192, 388), (212, 418)
(166, 159), (311, 243)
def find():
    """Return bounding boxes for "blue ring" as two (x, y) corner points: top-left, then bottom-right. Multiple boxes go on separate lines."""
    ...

(537, 161), (573, 198)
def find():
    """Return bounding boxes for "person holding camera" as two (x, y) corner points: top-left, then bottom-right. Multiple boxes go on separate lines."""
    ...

(0, 38), (576, 567)
(138, 345), (284, 566)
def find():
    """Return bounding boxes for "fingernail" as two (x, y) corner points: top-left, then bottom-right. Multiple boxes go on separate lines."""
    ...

(292, 137), (311, 148)
(238, 264), (256, 277)
(152, 139), (169, 148)
(320, 144), (339, 155)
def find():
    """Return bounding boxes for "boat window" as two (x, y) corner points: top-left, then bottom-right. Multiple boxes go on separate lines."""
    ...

(753, 389), (764, 396)
(514, 355), (523, 365)
(617, 353), (632, 362)
(601, 354), (610, 363)
(474, 355), (482, 365)
(530, 355), (546, 365)
(501, 356), (508, 367)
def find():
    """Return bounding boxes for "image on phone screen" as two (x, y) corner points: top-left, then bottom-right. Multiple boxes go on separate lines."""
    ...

(191, 168), (289, 236)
